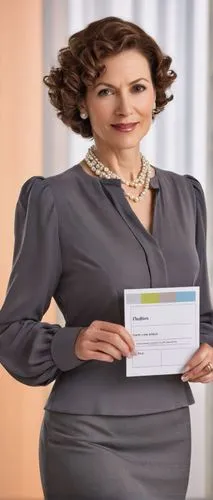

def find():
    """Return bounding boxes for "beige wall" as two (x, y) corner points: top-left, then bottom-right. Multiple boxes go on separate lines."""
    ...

(0, 1), (55, 498)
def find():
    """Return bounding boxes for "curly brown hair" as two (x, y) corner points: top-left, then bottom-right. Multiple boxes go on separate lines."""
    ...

(43, 16), (177, 138)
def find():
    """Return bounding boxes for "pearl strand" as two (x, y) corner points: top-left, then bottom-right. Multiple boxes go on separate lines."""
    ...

(84, 146), (152, 202)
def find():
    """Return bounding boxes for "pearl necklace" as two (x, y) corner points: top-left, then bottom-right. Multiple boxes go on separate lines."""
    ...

(84, 146), (152, 203)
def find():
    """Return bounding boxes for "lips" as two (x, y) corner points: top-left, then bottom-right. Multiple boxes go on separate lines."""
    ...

(111, 122), (139, 132)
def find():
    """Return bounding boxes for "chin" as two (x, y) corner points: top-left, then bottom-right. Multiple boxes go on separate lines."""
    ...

(108, 127), (148, 146)
(109, 136), (141, 149)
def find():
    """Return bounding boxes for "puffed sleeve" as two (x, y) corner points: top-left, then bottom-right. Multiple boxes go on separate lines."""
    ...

(0, 177), (84, 386)
(186, 175), (213, 345)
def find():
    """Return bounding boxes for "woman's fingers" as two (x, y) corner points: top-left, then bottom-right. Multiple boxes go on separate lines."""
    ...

(87, 350), (114, 363)
(92, 321), (135, 353)
(192, 373), (213, 383)
(181, 343), (213, 382)
(95, 330), (131, 356)
(181, 357), (209, 382)
(89, 341), (122, 360)
(75, 320), (135, 362)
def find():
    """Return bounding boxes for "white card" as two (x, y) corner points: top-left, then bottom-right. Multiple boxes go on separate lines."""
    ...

(124, 287), (200, 377)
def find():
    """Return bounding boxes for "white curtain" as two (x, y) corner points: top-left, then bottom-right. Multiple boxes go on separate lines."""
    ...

(43, 1), (212, 498)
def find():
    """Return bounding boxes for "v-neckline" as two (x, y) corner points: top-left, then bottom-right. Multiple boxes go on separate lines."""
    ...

(75, 163), (168, 288)
(101, 179), (160, 245)
(76, 162), (160, 240)
(118, 185), (159, 238)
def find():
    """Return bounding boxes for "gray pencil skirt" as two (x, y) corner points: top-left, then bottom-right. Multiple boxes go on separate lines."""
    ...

(39, 407), (191, 500)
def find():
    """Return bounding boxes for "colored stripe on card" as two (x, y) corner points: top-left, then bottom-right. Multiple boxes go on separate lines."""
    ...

(176, 291), (196, 302)
(140, 293), (160, 304)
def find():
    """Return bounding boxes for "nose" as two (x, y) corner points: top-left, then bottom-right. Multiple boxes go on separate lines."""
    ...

(115, 92), (132, 116)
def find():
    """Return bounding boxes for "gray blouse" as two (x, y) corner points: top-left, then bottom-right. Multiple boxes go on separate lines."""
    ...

(0, 164), (212, 415)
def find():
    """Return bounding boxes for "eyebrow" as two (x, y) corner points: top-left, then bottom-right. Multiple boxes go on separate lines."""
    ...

(94, 77), (150, 89)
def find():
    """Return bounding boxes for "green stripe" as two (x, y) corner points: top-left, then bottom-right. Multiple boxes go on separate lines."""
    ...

(140, 293), (160, 304)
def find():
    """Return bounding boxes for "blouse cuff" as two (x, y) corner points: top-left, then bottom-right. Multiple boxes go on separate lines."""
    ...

(51, 327), (85, 371)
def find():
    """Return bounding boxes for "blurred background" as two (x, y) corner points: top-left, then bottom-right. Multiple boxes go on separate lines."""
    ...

(0, 0), (213, 498)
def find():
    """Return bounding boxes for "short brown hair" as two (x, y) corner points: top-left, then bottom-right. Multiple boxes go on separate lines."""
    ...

(43, 16), (177, 138)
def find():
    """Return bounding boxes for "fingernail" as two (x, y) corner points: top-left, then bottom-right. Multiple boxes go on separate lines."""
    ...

(181, 375), (188, 382)
(127, 350), (137, 357)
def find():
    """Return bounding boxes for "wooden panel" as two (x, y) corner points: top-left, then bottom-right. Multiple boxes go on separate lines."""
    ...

(0, 1), (54, 498)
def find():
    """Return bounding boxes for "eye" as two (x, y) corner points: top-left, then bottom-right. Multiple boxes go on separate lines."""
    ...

(97, 88), (114, 97)
(132, 84), (146, 93)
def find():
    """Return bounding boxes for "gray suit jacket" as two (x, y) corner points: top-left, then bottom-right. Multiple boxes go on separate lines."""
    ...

(0, 165), (212, 414)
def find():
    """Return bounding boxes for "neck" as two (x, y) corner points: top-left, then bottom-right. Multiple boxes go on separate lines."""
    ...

(93, 143), (142, 182)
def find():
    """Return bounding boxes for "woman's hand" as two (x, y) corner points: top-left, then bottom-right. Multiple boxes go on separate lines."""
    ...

(74, 321), (136, 363)
(181, 343), (213, 383)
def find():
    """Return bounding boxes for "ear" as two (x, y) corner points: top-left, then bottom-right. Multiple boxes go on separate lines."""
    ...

(152, 92), (157, 119)
(153, 90), (156, 109)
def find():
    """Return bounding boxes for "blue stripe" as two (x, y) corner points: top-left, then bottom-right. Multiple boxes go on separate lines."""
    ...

(176, 291), (196, 302)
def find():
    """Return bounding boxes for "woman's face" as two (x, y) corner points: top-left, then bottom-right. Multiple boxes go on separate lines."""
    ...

(84, 49), (156, 151)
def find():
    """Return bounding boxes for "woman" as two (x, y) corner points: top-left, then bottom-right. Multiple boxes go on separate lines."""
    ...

(0, 16), (213, 500)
